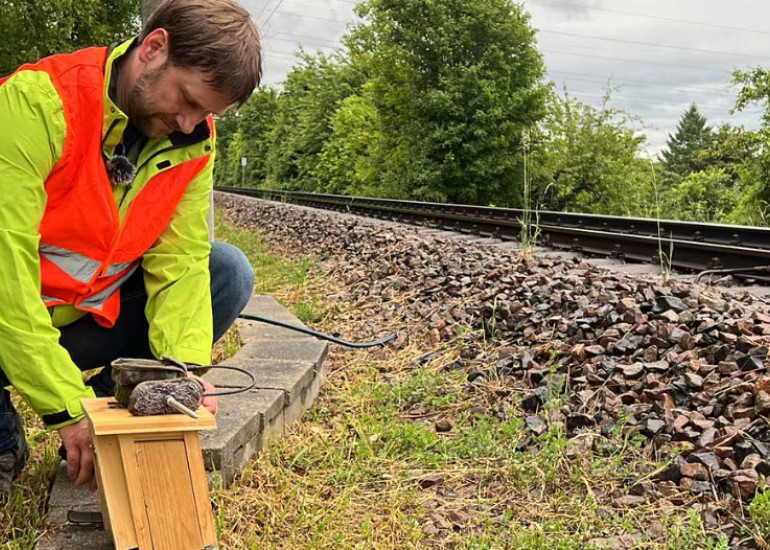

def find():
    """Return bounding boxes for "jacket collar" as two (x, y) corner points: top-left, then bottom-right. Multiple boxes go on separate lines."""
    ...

(102, 38), (136, 158)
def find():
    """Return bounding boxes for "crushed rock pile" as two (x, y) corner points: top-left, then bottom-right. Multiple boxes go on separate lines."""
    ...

(218, 192), (770, 518)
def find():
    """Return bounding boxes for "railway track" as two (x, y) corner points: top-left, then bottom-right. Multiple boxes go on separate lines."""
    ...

(216, 186), (770, 281)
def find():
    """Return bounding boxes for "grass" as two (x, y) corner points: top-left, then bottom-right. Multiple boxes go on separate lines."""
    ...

(0, 212), (743, 548)
(214, 211), (326, 324)
(1, 398), (61, 550)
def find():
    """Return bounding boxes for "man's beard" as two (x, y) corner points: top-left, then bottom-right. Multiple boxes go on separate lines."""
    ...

(125, 67), (175, 138)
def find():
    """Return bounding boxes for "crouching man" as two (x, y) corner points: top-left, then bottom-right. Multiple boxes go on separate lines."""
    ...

(0, 0), (261, 493)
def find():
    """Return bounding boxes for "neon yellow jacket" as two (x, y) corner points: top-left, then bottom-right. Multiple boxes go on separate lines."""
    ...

(0, 39), (214, 429)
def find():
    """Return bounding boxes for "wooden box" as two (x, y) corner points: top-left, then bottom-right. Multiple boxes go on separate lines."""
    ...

(82, 398), (218, 550)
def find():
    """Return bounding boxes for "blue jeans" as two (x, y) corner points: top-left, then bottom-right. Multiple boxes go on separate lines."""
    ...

(0, 242), (254, 453)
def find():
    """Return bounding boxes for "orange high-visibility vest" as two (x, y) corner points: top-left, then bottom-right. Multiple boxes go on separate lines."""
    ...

(0, 47), (213, 328)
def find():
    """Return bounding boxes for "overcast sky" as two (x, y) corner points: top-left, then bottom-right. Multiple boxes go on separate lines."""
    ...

(242, 0), (770, 154)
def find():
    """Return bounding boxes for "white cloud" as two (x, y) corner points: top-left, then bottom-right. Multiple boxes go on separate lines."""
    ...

(525, 0), (770, 152)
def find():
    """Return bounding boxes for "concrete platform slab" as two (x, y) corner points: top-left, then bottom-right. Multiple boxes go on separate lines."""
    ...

(234, 339), (329, 366)
(36, 528), (112, 550)
(236, 319), (318, 342)
(43, 464), (100, 526)
(200, 388), (283, 484)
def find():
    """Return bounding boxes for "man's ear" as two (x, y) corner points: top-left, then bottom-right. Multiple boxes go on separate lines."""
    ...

(137, 28), (170, 69)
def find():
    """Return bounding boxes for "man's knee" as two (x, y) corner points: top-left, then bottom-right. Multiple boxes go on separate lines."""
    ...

(210, 241), (254, 313)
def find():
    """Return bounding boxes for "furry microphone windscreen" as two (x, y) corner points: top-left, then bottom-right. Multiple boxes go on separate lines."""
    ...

(128, 378), (204, 416)
(105, 155), (137, 187)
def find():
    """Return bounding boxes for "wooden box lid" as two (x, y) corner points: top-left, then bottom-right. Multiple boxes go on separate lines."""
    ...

(81, 397), (216, 435)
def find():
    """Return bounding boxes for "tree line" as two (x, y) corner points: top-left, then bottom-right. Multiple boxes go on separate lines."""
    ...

(214, 0), (770, 226)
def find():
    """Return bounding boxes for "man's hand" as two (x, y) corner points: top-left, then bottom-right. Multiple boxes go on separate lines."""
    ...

(187, 373), (218, 415)
(57, 418), (96, 491)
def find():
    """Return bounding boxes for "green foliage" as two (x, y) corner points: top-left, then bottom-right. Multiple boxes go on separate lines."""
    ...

(214, 88), (280, 188)
(655, 122), (760, 224)
(0, 0), (141, 76)
(664, 508), (729, 550)
(345, 0), (547, 204)
(730, 67), (770, 224)
(660, 103), (713, 180)
(265, 53), (362, 190)
(663, 167), (739, 222)
(750, 480), (770, 543)
(212, 110), (239, 186)
(314, 89), (385, 195)
(734, 67), (770, 126)
(530, 89), (655, 216)
(241, 88), (279, 186)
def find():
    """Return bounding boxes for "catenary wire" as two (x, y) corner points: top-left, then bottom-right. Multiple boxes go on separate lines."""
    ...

(539, 29), (770, 61)
(530, 0), (770, 36)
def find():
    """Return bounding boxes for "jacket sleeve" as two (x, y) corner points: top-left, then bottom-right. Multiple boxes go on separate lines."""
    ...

(142, 152), (214, 366)
(0, 70), (96, 429)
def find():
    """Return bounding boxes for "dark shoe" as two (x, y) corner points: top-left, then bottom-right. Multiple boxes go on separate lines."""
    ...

(0, 420), (29, 496)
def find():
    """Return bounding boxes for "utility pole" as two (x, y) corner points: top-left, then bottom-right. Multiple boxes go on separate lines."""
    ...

(140, 0), (216, 239)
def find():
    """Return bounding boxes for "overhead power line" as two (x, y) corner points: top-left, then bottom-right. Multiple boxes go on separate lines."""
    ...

(255, 0), (273, 21)
(276, 0), (358, 7)
(543, 49), (734, 74)
(263, 46), (313, 56)
(262, 50), (303, 61)
(258, 9), (352, 25)
(261, 0), (286, 27)
(265, 36), (339, 50)
(564, 89), (738, 114)
(533, 0), (770, 36)
(540, 29), (770, 61)
(272, 31), (344, 48)
(548, 71), (733, 97)
(564, 86), (734, 108)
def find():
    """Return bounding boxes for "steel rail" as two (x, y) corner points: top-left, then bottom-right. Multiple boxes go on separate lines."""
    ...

(215, 186), (770, 276)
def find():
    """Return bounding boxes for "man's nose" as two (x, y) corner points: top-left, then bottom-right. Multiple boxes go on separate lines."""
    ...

(175, 111), (203, 134)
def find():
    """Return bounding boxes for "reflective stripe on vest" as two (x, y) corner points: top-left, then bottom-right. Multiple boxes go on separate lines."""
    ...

(105, 260), (136, 277)
(40, 243), (138, 284)
(78, 263), (140, 310)
(39, 243), (100, 284)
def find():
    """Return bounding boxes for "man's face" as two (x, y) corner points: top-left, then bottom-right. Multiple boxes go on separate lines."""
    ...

(125, 64), (233, 138)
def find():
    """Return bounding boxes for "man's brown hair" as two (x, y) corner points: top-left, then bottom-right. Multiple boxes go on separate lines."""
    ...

(141, 0), (261, 105)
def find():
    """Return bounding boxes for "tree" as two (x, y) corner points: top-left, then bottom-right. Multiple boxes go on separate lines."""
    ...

(530, 89), (654, 216)
(662, 167), (739, 222)
(0, 0), (142, 76)
(344, 0), (548, 204)
(264, 53), (362, 190)
(660, 103), (713, 180)
(314, 88), (386, 196)
(239, 88), (279, 187)
(212, 110), (241, 187)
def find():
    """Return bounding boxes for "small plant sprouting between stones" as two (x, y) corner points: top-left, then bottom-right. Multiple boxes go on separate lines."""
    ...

(651, 161), (675, 282)
(749, 479), (770, 546)
(519, 130), (544, 257)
